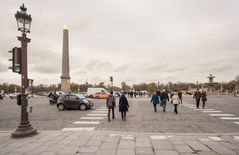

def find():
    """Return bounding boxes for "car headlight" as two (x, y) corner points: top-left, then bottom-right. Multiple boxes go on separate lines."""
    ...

(83, 99), (89, 103)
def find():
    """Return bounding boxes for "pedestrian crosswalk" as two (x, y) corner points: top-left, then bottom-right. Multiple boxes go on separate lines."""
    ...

(62, 106), (108, 131)
(183, 102), (239, 126)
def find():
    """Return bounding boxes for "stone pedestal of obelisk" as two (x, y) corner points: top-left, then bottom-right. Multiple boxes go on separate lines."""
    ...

(60, 26), (71, 93)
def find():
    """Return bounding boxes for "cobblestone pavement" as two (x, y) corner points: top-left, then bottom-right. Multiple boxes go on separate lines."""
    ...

(0, 130), (238, 155)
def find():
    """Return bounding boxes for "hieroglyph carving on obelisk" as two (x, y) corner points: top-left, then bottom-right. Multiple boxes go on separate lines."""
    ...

(60, 25), (71, 93)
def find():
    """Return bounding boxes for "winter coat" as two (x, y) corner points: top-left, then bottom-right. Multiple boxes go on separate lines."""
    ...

(201, 92), (207, 102)
(193, 91), (201, 100)
(171, 95), (180, 105)
(151, 94), (159, 105)
(160, 92), (169, 101)
(119, 95), (129, 112)
(106, 95), (116, 108)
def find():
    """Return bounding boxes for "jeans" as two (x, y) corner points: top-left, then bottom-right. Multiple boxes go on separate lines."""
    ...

(161, 99), (167, 112)
(108, 107), (115, 122)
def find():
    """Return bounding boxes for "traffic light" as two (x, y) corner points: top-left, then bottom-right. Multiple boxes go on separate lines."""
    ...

(110, 76), (113, 82)
(8, 47), (21, 74)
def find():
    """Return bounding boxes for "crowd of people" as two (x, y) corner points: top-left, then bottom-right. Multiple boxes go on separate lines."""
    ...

(106, 89), (208, 122)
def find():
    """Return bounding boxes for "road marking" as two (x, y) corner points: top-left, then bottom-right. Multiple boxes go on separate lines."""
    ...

(189, 106), (196, 108)
(91, 111), (108, 113)
(150, 135), (173, 139)
(202, 111), (222, 113)
(209, 136), (222, 141)
(122, 136), (134, 140)
(234, 122), (239, 125)
(219, 117), (239, 120)
(87, 114), (107, 116)
(209, 114), (234, 117)
(96, 109), (108, 111)
(73, 121), (100, 125)
(80, 117), (104, 120)
(62, 127), (95, 131)
(234, 136), (239, 141)
(194, 109), (214, 111)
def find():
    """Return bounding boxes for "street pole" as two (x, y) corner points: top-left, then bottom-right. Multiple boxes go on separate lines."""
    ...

(12, 33), (37, 138)
(12, 4), (37, 138)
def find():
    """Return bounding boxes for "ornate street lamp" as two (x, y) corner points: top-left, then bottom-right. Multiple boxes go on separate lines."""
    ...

(12, 3), (37, 138)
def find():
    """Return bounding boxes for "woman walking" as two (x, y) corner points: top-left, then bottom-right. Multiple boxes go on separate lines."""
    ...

(151, 92), (160, 112)
(119, 93), (129, 121)
(171, 92), (181, 114)
(201, 90), (207, 109)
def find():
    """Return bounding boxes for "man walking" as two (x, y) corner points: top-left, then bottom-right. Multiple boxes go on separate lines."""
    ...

(106, 91), (116, 122)
(160, 90), (169, 112)
(193, 89), (201, 109)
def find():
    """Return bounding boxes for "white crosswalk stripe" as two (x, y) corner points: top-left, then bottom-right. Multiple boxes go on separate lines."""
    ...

(91, 111), (108, 113)
(234, 122), (239, 125)
(62, 127), (95, 131)
(202, 111), (222, 113)
(209, 136), (222, 141)
(73, 121), (100, 125)
(194, 109), (214, 111)
(220, 117), (239, 120)
(80, 117), (104, 120)
(209, 114), (234, 117)
(87, 114), (107, 116)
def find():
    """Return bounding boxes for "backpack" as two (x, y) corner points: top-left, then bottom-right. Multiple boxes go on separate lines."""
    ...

(108, 96), (114, 108)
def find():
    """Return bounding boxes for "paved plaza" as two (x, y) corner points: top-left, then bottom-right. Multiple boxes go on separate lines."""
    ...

(0, 95), (239, 154)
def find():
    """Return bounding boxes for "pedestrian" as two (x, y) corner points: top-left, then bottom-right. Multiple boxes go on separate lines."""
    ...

(201, 90), (207, 109)
(171, 92), (181, 114)
(160, 89), (169, 112)
(151, 92), (160, 112)
(106, 91), (116, 122)
(178, 91), (182, 104)
(193, 89), (201, 109)
(119, 93), (129, 121)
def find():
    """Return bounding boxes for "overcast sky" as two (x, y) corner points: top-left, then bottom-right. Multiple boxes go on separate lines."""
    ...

(0, 0), (239, 87)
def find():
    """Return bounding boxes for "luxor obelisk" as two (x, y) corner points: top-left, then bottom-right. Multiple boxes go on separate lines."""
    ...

(60, 25), (71, 93)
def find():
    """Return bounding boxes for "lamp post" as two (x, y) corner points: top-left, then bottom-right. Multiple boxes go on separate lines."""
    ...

(110, 76), (113, 92)
(12, 4), (37, 138)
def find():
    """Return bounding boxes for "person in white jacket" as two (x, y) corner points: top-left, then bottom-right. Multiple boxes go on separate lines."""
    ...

(171, 92), (181, 114)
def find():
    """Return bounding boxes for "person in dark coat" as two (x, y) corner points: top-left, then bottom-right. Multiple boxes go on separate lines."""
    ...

(106, 91), (116, 122)
(178, 91), (182, 104)
(201, 90), (207, 109)
(193, 89), (201, 109)
(160, 90), (169, 112)
(119, 93), (129, 121)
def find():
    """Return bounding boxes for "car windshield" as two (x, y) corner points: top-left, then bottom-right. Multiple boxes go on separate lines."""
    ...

(75, 94), (86, 99)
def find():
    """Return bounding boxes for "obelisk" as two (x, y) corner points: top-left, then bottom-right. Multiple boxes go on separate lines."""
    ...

(60, 25), (71, 93)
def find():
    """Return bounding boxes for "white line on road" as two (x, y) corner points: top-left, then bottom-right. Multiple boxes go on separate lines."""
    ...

(233, 136), (239, 141)
(194, 109), (214, 111)
(150, 135), (173, 140)
(234, 122), (239, 125)
(202, 111), (222, 113)
(209, 114), (234, 117)
(80, 117), (104, 120)
(209, 136), (222, 141)
(73, 121), (100, 125)
(96, 109), (108, 111)
(219, 117), (239, 120)
(91, 111), (108, 113)
(62, 127), (95, 131)
(87, 114), (107, 116)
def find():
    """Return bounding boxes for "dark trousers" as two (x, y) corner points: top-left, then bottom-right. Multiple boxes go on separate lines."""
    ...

(108, 107), (115, 122)
(202, 101), (206, 108)
(153, 104), (157, 112)
(174, 104), (178, 114)
(196, 99), (200, 108)
(121, 111), (126, 120)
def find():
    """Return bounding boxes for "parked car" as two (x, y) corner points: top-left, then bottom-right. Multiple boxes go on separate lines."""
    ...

(57, 94), (93, 111)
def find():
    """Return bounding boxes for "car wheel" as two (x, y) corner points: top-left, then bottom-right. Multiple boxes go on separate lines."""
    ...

(57, 103), (65, 111)
(79, 104), (87, 111)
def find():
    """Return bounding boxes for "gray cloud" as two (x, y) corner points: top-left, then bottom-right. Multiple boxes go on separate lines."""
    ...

(1, 0), (239, 86)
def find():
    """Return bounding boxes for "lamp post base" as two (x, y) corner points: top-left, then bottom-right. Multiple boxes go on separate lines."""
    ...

(12, 124), (37, 138)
